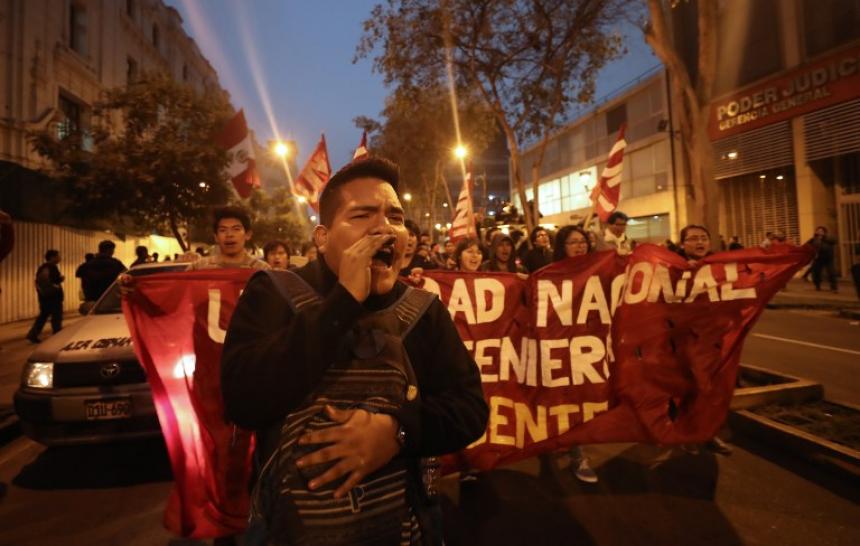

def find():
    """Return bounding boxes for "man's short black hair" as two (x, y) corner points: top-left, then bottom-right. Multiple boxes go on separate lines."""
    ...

(45, 249), (59, 261)
(98, 240), (115, 254)
(607, 211), (629, 225)
(263, 240), (291, 258)
(404, 219), (421, 238)
(319, 157), (400, 227)
(213, 206), (251, 232)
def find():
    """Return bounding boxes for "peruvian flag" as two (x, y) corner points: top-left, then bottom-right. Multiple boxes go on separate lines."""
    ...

(449, 162), (477, 242)
(590, 125), (627, 222)
(353, 130), (369, 160)
(217, 109), (260, 199)
(294, 134), (332, 211)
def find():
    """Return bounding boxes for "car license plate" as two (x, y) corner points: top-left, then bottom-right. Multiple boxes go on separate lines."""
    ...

(85, 398), (132, 420)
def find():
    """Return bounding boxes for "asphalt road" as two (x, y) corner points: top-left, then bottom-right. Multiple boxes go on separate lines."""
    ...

(0, 308), (858, 545)
(741, 309), (860, 405)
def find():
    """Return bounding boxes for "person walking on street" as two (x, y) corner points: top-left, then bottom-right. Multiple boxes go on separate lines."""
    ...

(131, 245), (150, 267)
(221, 158), (487, 545)
(78, 240), (126, 304)
(552, 225), (600, 483)
(27, 249), (64, 343)
(807, 226), (838, 292)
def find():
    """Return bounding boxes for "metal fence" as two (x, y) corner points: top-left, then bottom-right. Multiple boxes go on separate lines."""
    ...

(0, 221), (185, 324)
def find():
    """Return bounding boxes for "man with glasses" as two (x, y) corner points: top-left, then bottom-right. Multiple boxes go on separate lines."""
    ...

(596, 211), (633, 255)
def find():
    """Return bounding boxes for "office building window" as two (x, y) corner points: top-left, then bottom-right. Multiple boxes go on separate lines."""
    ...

(57, 94), (81, 140)
(803, 0), (860, 57)
(127, 57), (138, 84)
(69, 3), (87, 56)
(606, 104), (627, 136)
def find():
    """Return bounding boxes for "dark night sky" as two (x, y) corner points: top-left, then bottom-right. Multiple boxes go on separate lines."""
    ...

(166, 0), (658, 169)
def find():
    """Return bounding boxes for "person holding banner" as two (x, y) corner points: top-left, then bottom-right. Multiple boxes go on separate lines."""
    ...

(454, 237), (484, 273)
(676, 224), (733, 456)
(595, 211), (633, 255)
(480, 233), (526, 274)
(221, 157), (488, 545)
(552, 225), (599, 483)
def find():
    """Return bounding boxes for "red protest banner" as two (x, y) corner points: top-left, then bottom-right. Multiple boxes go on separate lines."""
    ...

(123, 244), (812, 537)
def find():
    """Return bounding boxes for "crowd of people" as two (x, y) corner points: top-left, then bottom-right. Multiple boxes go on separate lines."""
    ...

(10, 157), (860, 545)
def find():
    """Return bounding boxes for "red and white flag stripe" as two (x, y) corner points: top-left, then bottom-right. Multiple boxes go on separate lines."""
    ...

(353, 130), (369, 160)
(590, 126), (627, 222)
(294, 134), (332, 211)
(217, 109), (260, 199)
(449, 164), (477, 242)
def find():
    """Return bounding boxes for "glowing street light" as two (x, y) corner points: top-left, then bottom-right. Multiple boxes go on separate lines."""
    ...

(403, 192), (413, 202)
(310, 215), (317, 222)
(273, 140), (292, 158)
(435, 223), (442, 230)
(297, 195), (307, 204)
(454, 144), (468, 159)
(442, 202), (448, 208)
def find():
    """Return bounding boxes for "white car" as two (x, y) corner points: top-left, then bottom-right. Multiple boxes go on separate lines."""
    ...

(14, 262), (189, 446)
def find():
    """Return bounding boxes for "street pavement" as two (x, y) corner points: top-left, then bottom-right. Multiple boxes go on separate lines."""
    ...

(0, 281), (858, 545)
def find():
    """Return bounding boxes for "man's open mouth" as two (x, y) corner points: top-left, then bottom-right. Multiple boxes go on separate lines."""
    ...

(372, 246), (395, 268)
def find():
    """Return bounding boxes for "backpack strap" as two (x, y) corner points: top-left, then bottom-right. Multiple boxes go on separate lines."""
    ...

(392, 286), (437, 339)
(257, 269), (321, 313)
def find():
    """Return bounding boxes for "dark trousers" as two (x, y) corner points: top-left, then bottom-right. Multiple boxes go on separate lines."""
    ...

(28, 297), (63, 339)
(811, 261), (837, 291)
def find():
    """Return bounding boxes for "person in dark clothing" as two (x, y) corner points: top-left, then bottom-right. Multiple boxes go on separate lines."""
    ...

(523, 226), (553, 272)
(131, 245), (149, 267)
(27, 249), (64, 343)
(728, 235), (744, 251)
(481, 232), (526, 273)
(221, 158), (488, 544)
(78, 240), (126, 302)
(806, 226), (838, 292)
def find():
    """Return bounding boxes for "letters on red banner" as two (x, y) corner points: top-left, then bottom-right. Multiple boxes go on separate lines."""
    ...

(122, 244), (812, 537)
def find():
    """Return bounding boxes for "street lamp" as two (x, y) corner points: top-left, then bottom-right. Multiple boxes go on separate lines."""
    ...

(442, 202), (448, 208)
(403, 192), (412, 202)
(454, 144), (468, 159)
(297, 195), (307, 204)
(310, 215), (317, 222)
(273, 140), (292, 159)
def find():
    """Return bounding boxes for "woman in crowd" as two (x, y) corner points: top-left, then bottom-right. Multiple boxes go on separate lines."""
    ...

(675, 224), (733, 456)
(552, 225), (599, 484)
(263, 240), (291, 270)
(481, 232), (527, 274)
(524, 226), (553, 272)
(455, 237), (484, 272)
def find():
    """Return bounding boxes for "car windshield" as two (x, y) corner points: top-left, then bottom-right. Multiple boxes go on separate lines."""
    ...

(93, 265), (188, 315)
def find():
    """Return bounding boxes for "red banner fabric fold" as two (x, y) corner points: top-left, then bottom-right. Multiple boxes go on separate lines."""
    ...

(123, 244), (812, 537)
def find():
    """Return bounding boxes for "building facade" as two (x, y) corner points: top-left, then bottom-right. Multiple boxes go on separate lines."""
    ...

(514, 0), (860, 276)
(0, 0), (223, 171)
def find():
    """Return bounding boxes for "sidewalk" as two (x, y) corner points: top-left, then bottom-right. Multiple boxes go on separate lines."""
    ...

(769, 278), (860, 311)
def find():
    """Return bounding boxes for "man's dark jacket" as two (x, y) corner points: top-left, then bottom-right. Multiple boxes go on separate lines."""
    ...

(221, 257), (489, 460)
(78, 254), (126, 301)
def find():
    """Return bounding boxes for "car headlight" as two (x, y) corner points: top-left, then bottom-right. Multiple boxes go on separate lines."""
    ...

(23, 362), (53, 389)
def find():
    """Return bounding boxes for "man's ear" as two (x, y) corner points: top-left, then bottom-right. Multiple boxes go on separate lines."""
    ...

(313, 225), (328, 253)
(244, 230), (253, 242)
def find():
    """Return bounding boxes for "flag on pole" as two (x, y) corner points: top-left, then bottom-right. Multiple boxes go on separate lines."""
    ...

(590, 125), (627, 222)
(294, 134), (332, 211)
(353, 130), (369, 160)
(449, 162), (477, 242)
(216, 109), (260, 199)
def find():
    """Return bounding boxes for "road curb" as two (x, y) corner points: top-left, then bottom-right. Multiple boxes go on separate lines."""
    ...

(732, 365), (823, 410)
(729, 408), (860, 481)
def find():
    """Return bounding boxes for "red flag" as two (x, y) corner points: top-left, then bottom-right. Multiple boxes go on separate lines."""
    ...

(294, 134), (332, 211)
(591, 126), (627, 222)
(216, 109), (260, 198)
(122, 269), (256, 539)
(352, 130), (369, 160)
(449, 162), (477, 242)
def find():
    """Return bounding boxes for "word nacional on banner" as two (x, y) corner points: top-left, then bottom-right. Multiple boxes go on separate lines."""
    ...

(123, 243), (812, 536)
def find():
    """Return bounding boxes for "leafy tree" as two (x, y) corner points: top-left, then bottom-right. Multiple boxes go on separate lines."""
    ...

(357, 0), (632, 235)
(246, 186), (308, 252)
(30, 73), (235, 250)
(643, 0), (719, 245)
(356, 85), (497, 229)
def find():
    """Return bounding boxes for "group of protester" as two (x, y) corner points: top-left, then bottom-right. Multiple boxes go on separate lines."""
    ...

(11, 153), (857, 546)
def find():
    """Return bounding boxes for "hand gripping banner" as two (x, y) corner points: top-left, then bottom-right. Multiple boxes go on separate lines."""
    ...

(123, 244), (812, 537)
